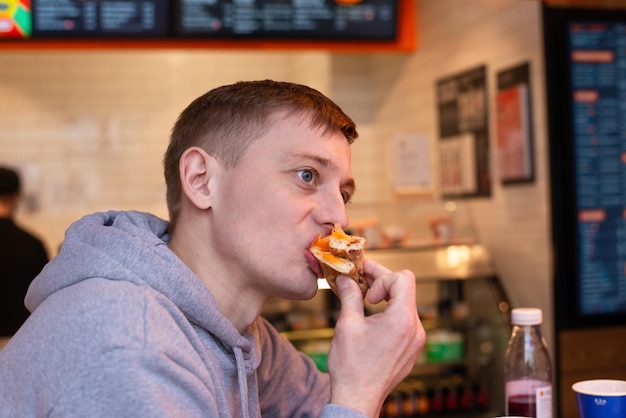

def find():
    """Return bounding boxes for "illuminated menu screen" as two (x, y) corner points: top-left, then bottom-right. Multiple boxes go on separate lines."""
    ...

(175, 0), (397, 40)
(31, 0), (169, 37)
(569, 21), (626, 316)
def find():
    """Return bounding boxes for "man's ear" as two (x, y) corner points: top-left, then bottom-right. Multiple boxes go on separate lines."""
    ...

(178, 147), (220, 210)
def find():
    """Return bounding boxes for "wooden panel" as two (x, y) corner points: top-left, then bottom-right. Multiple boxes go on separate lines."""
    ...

(558, 326), (626, 418)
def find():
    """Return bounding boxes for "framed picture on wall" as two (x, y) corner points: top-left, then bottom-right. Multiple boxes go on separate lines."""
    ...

(495, 62), (535, 184)
(436, 64), (491, 198)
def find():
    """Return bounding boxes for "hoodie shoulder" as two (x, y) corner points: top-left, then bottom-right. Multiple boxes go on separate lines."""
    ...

(26, 211), (171, 311)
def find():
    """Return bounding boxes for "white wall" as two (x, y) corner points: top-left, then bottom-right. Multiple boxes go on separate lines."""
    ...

(0, 50), (332, 251)
(0, 0), (552, 353)
(333, 0), (553, 353)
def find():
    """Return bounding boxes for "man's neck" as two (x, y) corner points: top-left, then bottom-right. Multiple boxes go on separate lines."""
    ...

(168, 220), (265, 334)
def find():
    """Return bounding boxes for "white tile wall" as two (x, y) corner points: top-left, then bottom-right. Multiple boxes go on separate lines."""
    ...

(0, 50), (331, 252)
(335, 0), (553, 353)
(0, 0), (552, 352)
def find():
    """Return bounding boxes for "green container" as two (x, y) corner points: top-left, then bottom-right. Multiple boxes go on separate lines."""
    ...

(425, 330), (464, 363)
(305, 351), (329, 372)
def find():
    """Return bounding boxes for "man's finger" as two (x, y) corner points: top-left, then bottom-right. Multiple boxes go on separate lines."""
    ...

(335, 275), (365, 318)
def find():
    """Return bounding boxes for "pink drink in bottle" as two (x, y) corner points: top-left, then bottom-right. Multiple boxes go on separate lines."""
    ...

(504, 308), (552, 418)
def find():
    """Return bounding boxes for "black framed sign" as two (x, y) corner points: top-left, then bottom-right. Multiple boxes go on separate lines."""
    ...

(436, 65), (491, 199)
(495, 62), (535, 185)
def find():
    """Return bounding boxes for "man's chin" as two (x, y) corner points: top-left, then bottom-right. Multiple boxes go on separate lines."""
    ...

(283, 278), (320, 301)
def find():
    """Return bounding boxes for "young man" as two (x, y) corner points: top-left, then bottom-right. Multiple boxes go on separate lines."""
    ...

(0, 166), (48, 337)
(0, 80), (425, 417)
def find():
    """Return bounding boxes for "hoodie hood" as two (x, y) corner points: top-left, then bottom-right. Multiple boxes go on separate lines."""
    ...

(26, 210), (253, 356)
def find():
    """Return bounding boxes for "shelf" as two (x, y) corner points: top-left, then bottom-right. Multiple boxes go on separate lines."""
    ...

(280, 328), (334, 342)
(365, 244), (497, 282)
(409, 361), (467, 378)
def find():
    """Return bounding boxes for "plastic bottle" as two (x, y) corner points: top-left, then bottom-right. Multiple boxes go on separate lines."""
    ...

(504, 308), (552, 418)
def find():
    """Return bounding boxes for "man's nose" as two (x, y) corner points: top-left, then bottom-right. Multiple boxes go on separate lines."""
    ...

(316, 191), (349, 229)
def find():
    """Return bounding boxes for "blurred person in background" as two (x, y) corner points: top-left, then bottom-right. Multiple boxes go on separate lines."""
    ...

(0, 166), (49, 337)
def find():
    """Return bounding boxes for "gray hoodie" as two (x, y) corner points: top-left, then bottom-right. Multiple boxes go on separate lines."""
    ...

(0, 211), (365, 418)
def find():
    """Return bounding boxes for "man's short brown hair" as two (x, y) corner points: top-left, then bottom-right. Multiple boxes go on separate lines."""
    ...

(163, 80), (358, 225)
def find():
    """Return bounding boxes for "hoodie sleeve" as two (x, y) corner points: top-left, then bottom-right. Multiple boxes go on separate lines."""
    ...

(255, 319), (367, 418)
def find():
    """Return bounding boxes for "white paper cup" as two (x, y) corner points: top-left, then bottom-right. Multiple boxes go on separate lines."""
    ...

(572, 379), (626, 418)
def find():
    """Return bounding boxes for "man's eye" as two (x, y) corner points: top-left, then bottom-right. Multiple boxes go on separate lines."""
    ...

(341, 190), (352, 204)
(297, 169), (317, 184)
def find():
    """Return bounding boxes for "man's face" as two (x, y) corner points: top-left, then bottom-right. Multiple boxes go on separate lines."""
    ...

(209, 113), (355, 301)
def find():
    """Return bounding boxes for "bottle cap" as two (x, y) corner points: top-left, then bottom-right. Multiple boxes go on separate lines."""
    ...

(511, 307), (542, 325)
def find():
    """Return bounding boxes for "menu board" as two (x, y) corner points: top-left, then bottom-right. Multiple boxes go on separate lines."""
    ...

(545, 6), (626, 327)
(174, 0), (397, 40)
(31, 0), (169, 37)
(436, 65), (491, 199)
(2, 0), (402, 42)
(568, 20), (626, 317)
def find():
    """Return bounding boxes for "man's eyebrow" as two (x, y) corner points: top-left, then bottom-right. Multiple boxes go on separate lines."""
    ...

(294, 152), (331, 168)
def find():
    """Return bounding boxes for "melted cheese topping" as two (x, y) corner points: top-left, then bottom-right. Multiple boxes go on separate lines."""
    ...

(311, 223), (353, 250)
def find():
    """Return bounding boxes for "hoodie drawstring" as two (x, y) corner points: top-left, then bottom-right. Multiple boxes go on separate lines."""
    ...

(234, 347), (250, 418)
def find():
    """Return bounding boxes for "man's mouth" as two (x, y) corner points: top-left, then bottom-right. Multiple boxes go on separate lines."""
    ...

(305, 250), (323, 278)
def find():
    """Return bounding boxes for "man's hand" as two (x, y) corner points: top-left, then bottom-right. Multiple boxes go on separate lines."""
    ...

(327, 259), (425, 417)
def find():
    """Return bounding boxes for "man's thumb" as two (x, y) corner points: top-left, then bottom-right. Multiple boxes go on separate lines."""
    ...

(335, 275), (364, 314)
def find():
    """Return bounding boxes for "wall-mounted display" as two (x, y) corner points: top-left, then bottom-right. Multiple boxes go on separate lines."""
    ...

(495, 62), (534, 184)
(0, 0), (406, 46)
(174, 0), (396, 40)
(436, 65), (491, 199)
(544, 5), (626, 328)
